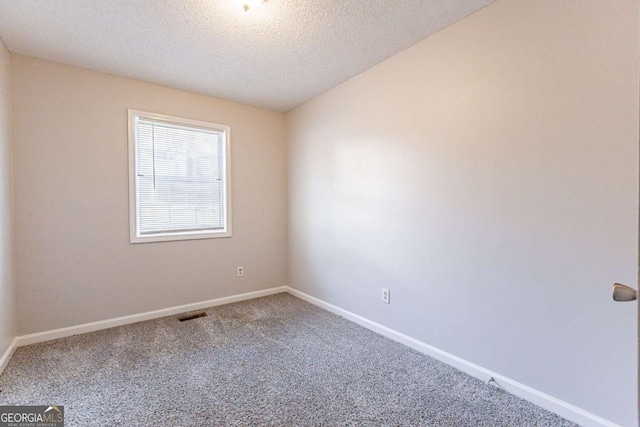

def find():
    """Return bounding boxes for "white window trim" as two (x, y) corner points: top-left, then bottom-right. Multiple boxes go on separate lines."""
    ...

(127, 109), (232, 243)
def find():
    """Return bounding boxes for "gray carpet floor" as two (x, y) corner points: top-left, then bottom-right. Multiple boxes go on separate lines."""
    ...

(0, 293), (576, 426)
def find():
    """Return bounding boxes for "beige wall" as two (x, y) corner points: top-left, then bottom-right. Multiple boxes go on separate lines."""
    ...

(0, 41), (15, 358)
(287, 0), (638, 425)
(11, 55), (288, 335)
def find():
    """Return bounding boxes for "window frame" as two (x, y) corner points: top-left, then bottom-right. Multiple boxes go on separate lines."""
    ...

(127, 109), (232, 244)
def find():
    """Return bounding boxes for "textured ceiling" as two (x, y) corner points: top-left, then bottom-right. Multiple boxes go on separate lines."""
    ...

(0, 0), (494, 112)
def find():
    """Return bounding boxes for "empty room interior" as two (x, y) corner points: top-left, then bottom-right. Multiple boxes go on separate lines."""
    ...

(0, 0), (638, 426)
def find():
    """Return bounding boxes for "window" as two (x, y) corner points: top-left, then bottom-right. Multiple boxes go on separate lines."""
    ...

(128, 110), (231, 243)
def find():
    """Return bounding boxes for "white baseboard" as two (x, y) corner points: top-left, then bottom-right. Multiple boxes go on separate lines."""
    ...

(15, 286), (287, 347)
(0, 337), (18, 375)
(285, 287), (619, 427)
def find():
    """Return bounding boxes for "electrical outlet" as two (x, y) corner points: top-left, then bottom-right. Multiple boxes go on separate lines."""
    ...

(382, 288), (390, 304)
(237, 266), (244, 277)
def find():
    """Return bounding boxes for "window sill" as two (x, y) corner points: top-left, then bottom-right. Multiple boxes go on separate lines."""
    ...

(130, 229), (232, 244)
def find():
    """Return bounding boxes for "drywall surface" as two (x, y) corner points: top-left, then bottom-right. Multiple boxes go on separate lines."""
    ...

(12, 55), (288, 335)
(286, 0), (638, 424)
(0, 41), (15, 358)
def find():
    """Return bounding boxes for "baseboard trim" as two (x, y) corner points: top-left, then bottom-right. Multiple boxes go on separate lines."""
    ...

(15, 286), (287, 347)
(0, 337), (18, 375)
(285, 287), (619, 427)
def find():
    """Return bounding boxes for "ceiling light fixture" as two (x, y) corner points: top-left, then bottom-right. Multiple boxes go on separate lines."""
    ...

(240, 0), (265, 12)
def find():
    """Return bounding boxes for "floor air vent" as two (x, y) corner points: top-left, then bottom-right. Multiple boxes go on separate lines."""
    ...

(178, 312), (208, 322)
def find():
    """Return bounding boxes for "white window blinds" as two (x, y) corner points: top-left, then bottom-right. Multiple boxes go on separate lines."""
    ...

(131, 113), (229, 240)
